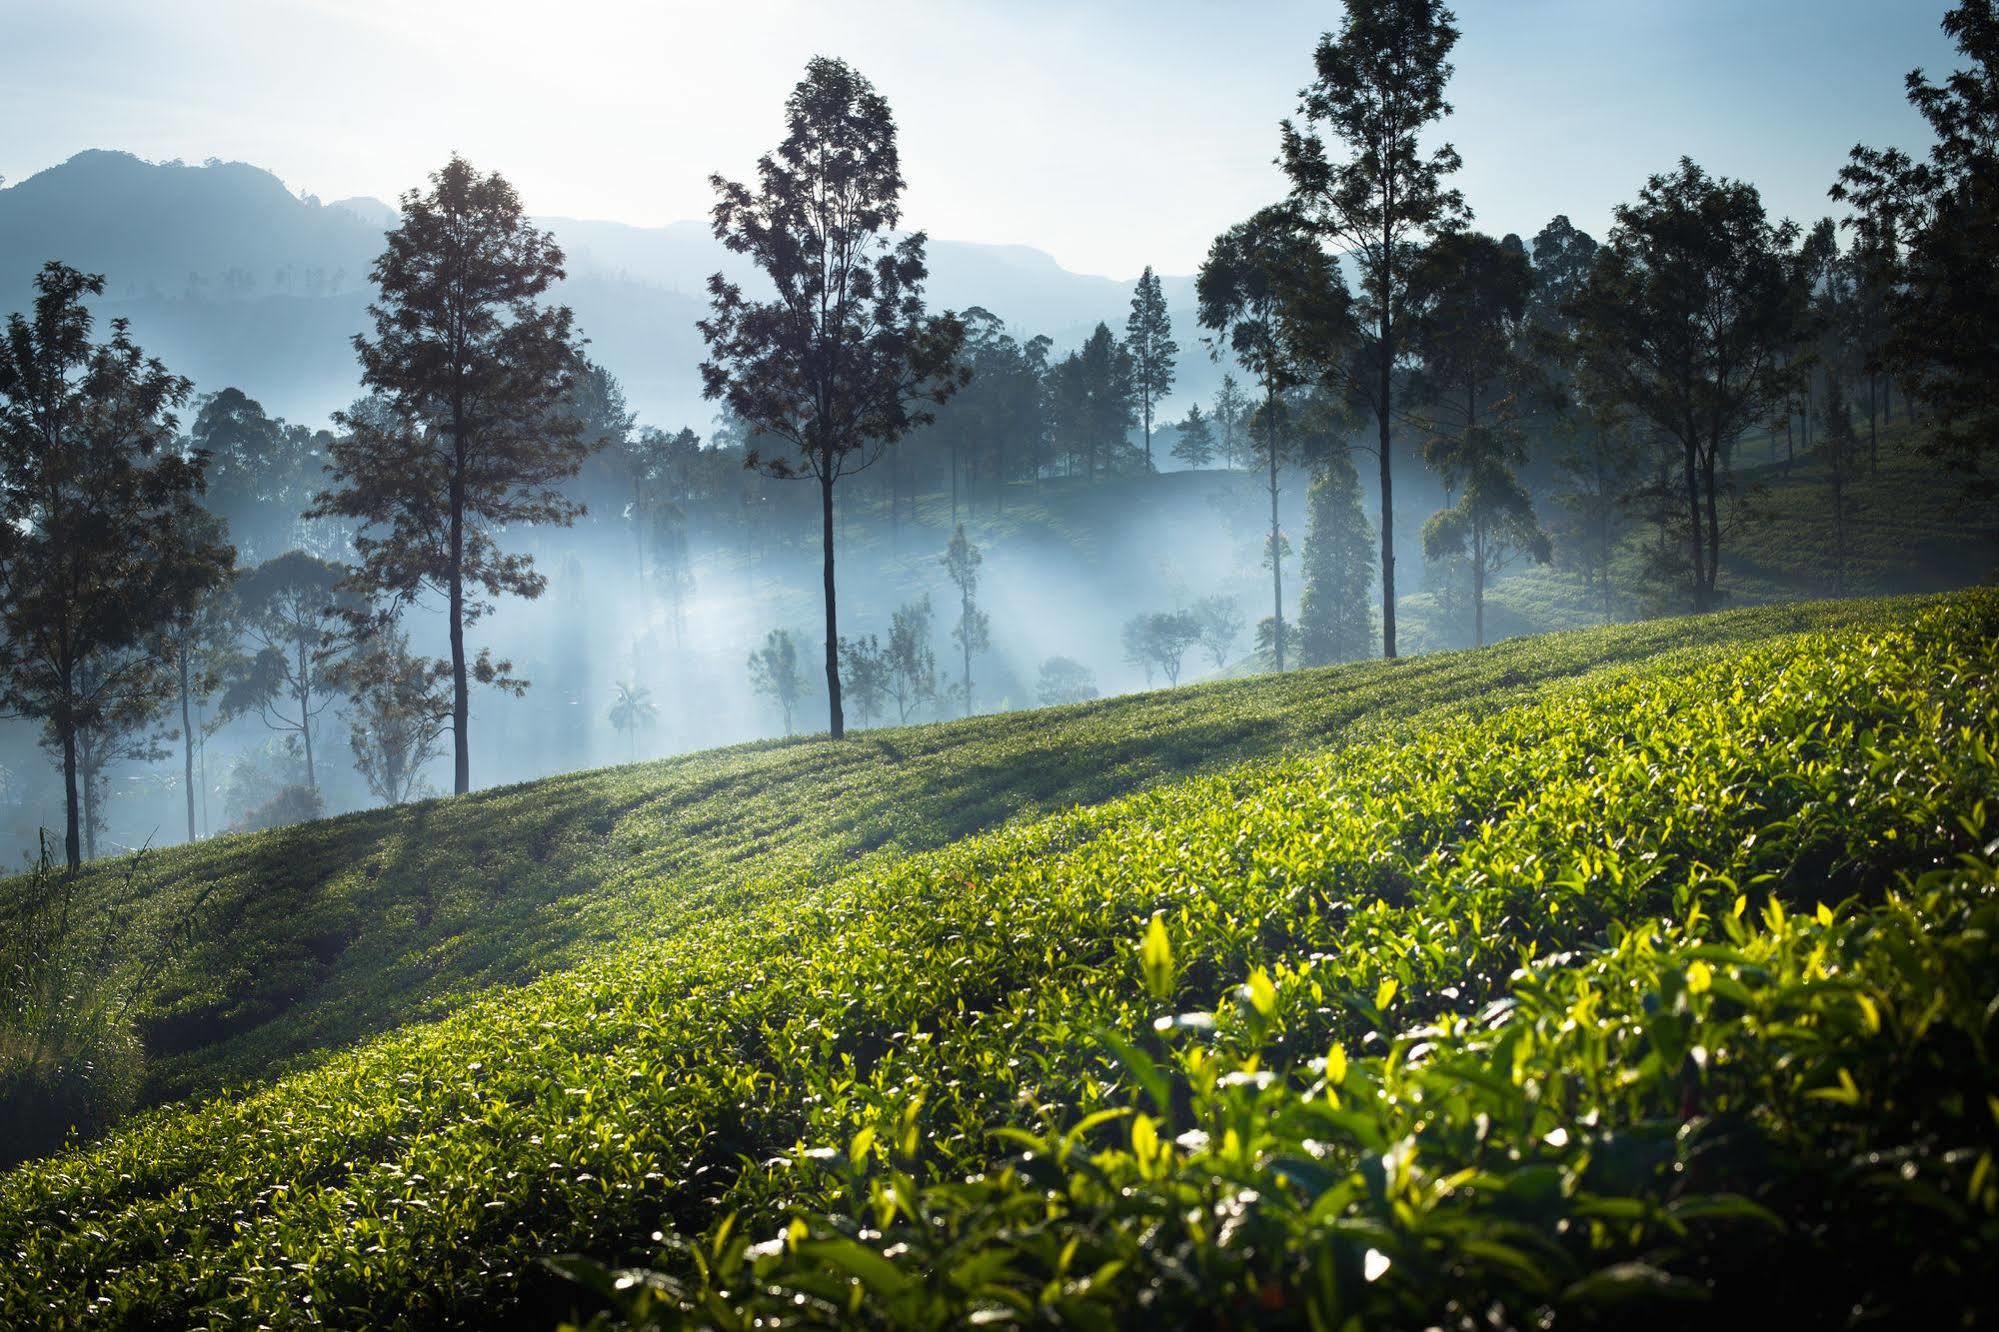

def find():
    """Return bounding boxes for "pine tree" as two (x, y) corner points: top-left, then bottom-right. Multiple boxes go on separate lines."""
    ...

(1125, 266), (1178, 471)
(1171, 402), (1216, 468)
(1297, 450), (1376, 665)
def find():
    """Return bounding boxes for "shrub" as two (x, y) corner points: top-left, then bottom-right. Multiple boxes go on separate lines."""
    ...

(235, 782), (325, 833)
(0, 841), (147, 1168)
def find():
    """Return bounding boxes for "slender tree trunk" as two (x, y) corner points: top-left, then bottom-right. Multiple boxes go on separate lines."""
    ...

(1473, 526), (1487, 648)
(1867, 374), (1879, 472)
(61, 710), (81, 870)
(1267, 388), (1285, 672)
(449, 475), (470, 795)
(820, 466), (844, 739)
(961, 593), (974, 717)
(181, 654), (197, 843)
(1379, 311), (1397, 660)
(1701, 441), (1723, 608)
(1683, 438), (1708, 611)
(81, 731), (97, 862)
(298, 636), (316, 791)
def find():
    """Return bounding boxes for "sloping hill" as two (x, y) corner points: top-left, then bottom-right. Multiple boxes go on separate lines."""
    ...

(3, 590), (1995, 1328)
(29, 595), (1926, 1109)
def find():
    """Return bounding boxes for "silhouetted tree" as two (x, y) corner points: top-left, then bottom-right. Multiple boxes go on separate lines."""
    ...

(607, 680), (658, 762)
(193, 388), (324, 562)
(311, 156), (590, 795)
(748, 628), (805, 737)
(701, 57), (967, 741)
(1569, 159), (1802, 611)
(329, 620), (449, 806)
(226, 552), (354, 792)
(1199, 207), (1339, 672)
(1281, 0), (1469, 659)
(1213, 374), (1250, 469)
(1421, 424), (1550, 646)
(838, 635), (890, 727)
(1834, 0), (1999, 488)
(1297, 449), (1376, 665)
(160, 505), (240, 842)
(1036, 657), (1098, 706)
(1126, 266), (1178, 470)
(1171, 402), (1216, 469)
(942, 525), (990, 716)
(1123, 611), (1201, 686)
(1192, 594), (1245, 670)
(883, 596), (939, 724)
(0, 263), (232, 867)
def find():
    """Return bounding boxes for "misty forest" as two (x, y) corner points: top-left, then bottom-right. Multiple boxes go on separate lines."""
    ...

(3, 0), (1999, 1327)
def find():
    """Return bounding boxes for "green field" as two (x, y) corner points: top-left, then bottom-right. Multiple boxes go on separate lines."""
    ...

(2, 588), (1994, 1327)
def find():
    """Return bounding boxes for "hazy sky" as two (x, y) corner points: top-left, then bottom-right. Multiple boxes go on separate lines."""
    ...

(0, 0), (1961, 278)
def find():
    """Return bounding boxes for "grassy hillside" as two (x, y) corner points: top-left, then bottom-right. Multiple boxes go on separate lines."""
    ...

(15, 596), (1943, 1110)
(3, 589), (1994, 1327)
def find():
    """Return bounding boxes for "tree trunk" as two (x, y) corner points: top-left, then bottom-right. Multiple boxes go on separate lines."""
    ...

(1683, 438), (1708, 611)
(1867, 374), (1879, 472)
(1701, 440), (1723, 608)
(62, 712), (81, 870)
(298, 636), (316, 791)
(961, 594), (974, 717)
(820, 468), (845, 739)
(181, 653), (197, 843)
(1473, 526), (1487, 648)
(1268, 389), (1285, 673)
(1379, 310), (1397, 660)
(449, 474), (470, 795)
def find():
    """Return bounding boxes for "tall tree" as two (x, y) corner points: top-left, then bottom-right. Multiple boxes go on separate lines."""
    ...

(1569, 159), (1802, 611)
(701, 57), (967, 741)
(0, 263), (232, 867)
(942, 525), (990, 717)
(1125, 266), (1179, 471)
(1192, 594), (1245, 670)
(1213, 374), (1250, 469)
(1198, 207), (1343, 672)
(311, 156), (591, 795)
(1407, 231), (1533, 447)
(1834, 0), (1999, 488)
(838, 635), (891, 727)
(160, 505), (240, 843)
(1280, 0), (1469, 659)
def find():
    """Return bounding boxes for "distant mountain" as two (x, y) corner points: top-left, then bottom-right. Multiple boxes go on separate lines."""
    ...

(0, 151), (1216, 432)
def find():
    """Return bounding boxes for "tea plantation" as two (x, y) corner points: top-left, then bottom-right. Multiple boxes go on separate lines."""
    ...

(3, 590), (1996, 1327)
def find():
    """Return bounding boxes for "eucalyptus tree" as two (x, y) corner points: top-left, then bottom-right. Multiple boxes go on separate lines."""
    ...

(700, 57), (967, 740)
(1125, 266), (1178, 470)
(310, 156), (591, 795)
(748, 628), (805, 738)
(1280, 0), (1469, 659)
(884, 596), (939, 724)
(0, 262), (232, 867)
(226, 552), (356, 792)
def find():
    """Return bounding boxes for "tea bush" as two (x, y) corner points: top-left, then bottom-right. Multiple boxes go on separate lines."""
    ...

(30, 595), (1918, 1105)
(1, 590), (1993, 1327)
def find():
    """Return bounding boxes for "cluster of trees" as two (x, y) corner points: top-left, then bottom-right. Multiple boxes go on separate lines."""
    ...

(0, 158), (604, 866)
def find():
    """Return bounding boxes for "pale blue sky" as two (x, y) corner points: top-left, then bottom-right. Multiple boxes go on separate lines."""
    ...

(0, 0), (1960, 276)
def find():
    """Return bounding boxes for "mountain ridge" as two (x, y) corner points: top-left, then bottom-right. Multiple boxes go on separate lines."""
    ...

(0, 151), (1214, 430)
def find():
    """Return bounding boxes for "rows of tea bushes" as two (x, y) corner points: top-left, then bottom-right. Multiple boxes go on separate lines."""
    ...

(1, 590), (1993, 1327)
(14, 595), (1913, 1105)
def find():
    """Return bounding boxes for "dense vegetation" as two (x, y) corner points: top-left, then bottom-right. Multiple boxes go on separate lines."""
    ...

(2, 594), (1907, 1111)
(2, 589), (1992, 1326)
